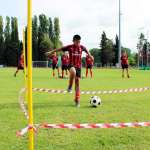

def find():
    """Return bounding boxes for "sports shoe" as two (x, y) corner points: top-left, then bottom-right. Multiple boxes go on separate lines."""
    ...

(75, 101), (80, 108)
(67, 87), (72, 93)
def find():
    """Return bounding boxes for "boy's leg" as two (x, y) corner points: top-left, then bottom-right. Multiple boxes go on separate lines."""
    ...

(86, 68), (88, 77)
(52, 70), (55, 77)
(90, 68), (93, 78)
(68, 67), (76, 92)
(62, 70), (64, 78)
(126, 68), (130, 78)
(66, 68), (68, 76)
(57, 67), (60, 77)
(122, 69), (124, 78)
(75, 76), (80, 106)
(14, 69), (19, 77)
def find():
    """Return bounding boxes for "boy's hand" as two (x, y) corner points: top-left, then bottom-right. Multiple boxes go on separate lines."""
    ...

(45, 51), (53, 57)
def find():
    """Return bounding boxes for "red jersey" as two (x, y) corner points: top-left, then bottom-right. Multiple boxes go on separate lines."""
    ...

(121, 55), (128, 65)
(61, 55), (69, 66)
(19, 54), (24, 67)
(51, 55), (58, 65)
(86, 56), (93, 66)
(60, 44), (88, 68)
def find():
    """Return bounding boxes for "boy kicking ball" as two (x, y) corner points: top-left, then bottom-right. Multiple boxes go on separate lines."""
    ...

(45, 34), (93, 107)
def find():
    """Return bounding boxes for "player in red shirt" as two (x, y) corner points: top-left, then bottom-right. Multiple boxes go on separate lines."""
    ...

(61, 52), (69, 78)
(85, 54), (94, 78)
(46, 34), (93, 107)
(48, 52), (60, 77)
(121, 51), (130, 78)
(14, 52), (24, 77)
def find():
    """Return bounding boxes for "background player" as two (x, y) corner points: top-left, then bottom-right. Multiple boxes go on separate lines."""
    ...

(121, 51), (130, 78)
(85, 54), (94, 78)
(48, 52), (60, 77)
(61, 52), (69, 78)
(14, 52), (24, 77)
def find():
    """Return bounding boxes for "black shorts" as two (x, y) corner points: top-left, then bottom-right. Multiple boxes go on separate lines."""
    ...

(122, 64), (128, 69)
(62, 65), (68, 71)
(17, 65), (24, 70)
(86, 65), (93, 69)
(68, 65), (81, 78)
(52, 64), (58, 70)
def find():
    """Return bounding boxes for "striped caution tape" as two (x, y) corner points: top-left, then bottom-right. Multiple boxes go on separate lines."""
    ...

(18, 88), (29, 120)
(33, 87), (150, 95)
(17, 122), (150, 136)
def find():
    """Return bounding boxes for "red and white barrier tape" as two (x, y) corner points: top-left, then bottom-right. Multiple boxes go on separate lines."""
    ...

(16, 125), (37, 137)
(18, 88), (29, 120)
(33, 87), (150, 95)
(17, 122), (150, 136)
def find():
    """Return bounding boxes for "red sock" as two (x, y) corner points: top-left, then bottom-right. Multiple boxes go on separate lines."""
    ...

(86, 68), (88, 77)
(75, 90), (80, 102)
(53, 70), (55, 77)
(90, 69), (93, 78)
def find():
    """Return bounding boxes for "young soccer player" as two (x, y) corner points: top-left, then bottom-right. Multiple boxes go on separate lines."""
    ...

(46, 34), (93, 107)
(85, 54), (94, 78)
(121, 51), (130, 78)
(14, 52), (24, 77)
(61, 52), (69, 78)
(48, 52), (60, 77)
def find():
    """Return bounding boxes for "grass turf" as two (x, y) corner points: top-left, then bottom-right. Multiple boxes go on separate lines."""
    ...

(0, 68), (150, 150)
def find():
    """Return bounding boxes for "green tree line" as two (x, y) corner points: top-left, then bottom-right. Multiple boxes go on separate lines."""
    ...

(89, 31), (138, 67)
(0, 14), (61, 66)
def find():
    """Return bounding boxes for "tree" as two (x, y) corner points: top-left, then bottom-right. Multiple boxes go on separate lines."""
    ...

(32, 15), (39, 61)
(38, 14), (50, 60)
(100, 31), (114, 66)
(4, 16), (11, 65)
(53, 17), (61, 48)
(39, 34), (53, 60)
(100, 31), (107, 66)
(5, 17), (19, 66)
(113, 35), (119, 65)
(49, 17), (54, 44)
(90, 48), (101, 64)
(0, 16), (4, 64)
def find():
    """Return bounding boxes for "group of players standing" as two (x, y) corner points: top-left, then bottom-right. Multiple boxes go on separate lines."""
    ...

(48, 51), (94, 79)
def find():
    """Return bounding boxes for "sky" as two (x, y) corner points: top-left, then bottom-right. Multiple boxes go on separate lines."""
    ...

(0, 0), (150, 52)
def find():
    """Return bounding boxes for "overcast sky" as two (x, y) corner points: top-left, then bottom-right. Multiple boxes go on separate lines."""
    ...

(0, 0), (150, 52)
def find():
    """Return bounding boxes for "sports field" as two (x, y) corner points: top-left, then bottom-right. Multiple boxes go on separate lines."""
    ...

(0, 68), (150, 150)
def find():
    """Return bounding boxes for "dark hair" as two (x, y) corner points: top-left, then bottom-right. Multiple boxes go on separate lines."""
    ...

(73, 34), (81, 41)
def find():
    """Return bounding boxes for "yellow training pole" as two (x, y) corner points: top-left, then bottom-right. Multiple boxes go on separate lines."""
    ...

(23, 29), (28, 102)
(27, 0), (34, 150)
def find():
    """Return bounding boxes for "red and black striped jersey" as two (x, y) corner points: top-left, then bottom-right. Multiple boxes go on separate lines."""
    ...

(86, 55), (94, 66)
(60, 44), (88, 68)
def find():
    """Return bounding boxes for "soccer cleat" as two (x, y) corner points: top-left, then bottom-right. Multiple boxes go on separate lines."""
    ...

(67, 87), (72, 93)
(75, 101), (80, 108)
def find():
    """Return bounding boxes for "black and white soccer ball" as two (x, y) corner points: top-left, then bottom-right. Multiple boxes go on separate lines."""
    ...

(90, 96), (101, 107)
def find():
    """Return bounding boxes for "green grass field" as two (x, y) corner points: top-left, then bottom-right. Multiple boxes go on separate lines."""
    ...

(0, 68), (150, 150)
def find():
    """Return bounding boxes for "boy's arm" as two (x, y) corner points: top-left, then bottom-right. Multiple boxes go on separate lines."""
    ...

(45, 48), (61, 57)
(85, 50), (94, 61)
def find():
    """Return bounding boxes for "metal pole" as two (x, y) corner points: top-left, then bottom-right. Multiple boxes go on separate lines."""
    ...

(118, 0), (121, 67)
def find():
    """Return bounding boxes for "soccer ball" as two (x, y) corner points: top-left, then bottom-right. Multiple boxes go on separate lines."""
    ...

(90, 96), (101, 107)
